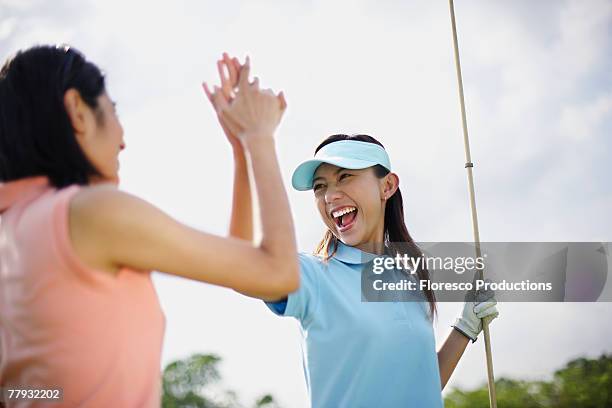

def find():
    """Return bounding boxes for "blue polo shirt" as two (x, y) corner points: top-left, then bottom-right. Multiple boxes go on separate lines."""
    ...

(266, 242), (444, 408)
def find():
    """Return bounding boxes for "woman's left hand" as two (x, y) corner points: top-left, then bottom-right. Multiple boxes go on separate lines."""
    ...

(452, 280), (499, 343)
(202, 53), (244, 150)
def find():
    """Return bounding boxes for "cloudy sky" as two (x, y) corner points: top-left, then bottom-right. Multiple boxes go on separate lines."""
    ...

(2, 0), (611, 405)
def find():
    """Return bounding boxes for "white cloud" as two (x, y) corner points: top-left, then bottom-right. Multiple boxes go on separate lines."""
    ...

(560, 93), (612, 141)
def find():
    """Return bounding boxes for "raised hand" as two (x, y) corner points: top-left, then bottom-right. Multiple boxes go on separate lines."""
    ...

(202, 54), (254, 241)
(218, 56), (287, 142)
(202, 53), (244, 149)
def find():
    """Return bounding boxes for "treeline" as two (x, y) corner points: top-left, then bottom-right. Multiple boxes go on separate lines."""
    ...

(445, 354), (612, 408)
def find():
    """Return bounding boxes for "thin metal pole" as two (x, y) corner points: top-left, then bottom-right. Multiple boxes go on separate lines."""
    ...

(447, 1), (497, 407)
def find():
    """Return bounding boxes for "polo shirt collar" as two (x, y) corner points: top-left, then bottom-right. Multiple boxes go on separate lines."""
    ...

(332, 241), (378, 265)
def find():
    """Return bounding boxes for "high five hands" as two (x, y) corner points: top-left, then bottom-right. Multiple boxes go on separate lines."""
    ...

(203, 53), (287, 146)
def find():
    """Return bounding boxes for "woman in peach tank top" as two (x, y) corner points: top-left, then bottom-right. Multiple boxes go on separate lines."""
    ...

(0, 46), (297, 407)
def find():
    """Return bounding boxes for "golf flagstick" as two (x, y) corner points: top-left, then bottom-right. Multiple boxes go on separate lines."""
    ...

(447, 1), (498, 407)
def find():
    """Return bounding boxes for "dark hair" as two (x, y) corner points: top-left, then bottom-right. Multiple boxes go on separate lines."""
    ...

(313, 134), (437, 320)
(0, 44), (106, 188)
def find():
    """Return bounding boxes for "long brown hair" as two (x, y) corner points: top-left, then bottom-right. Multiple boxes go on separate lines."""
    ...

(313, 134), (437, 320)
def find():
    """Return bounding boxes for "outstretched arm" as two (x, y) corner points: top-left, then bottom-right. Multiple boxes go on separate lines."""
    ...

(228, 145), (253, 241)
(70, 59), (296, 301)
(203, 54), (253, 242)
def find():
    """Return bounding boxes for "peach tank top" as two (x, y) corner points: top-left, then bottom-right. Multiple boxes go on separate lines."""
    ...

(0, 176), (165, 407)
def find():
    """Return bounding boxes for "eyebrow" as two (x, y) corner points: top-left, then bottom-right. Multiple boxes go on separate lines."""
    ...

(313, 167), (346, 183)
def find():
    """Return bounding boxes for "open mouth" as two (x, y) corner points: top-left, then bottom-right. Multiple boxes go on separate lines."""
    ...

(332, 206), (358, 232)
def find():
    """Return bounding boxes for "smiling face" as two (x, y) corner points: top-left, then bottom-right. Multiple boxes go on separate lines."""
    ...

(313, 163), (397, 251)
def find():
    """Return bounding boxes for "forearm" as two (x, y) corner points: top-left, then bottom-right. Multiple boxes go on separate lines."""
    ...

(244, 134), (297, 264)
(437, 327), (470, 389)
(228, 147), (253, 241)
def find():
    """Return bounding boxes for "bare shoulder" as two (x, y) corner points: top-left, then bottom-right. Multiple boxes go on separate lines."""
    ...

(68, 184), (156, 274)
(70, 183), (142, 215)
(68, 183), (163, 233)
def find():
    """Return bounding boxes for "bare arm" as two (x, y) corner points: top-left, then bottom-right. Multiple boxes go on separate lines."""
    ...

(437, 327), (470, 389)
(70, 59), (296, 301)
(70, 139), (295, 301)
(439, 290), (500, 388)
(203, 54), (253, 241)
(228, 146), (253, 241)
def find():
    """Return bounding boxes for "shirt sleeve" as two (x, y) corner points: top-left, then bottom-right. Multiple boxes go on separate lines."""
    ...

(264, 253), (321, 326)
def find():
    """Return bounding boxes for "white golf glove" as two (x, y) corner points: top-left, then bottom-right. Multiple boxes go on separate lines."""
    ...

(452, 279), (499, 343)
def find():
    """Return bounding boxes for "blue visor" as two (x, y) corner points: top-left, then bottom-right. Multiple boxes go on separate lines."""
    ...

(291, 140), (392, 191)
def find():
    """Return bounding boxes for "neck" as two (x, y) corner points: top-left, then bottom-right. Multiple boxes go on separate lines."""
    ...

(88, 175), (119, 186)
(354, 241), (384, 255)
(354, 220), (385, 255)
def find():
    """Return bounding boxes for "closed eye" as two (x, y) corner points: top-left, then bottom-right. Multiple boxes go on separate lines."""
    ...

(339, 173), (352, 181)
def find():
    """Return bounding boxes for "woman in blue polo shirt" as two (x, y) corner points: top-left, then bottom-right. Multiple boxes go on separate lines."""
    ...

(205, 57), (499, 408)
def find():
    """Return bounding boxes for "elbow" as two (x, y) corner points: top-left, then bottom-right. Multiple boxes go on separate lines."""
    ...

(285, 262), (300, 293)
(254, 241), (300, 299)
(267, 256), (300, 297)
(278, 257), (300, 293)
(259, 237), (298, 286)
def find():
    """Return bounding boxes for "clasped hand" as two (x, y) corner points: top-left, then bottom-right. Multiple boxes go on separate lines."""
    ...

(203, 53), (286, 146)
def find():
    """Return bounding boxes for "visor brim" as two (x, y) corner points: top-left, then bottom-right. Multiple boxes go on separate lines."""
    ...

(291, 157), (381, 191)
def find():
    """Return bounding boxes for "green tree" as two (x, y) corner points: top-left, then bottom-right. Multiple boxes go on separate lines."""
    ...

(445, 354), (612, 408)
(161, 353), (281, 408)
(552, 354), (612, 407)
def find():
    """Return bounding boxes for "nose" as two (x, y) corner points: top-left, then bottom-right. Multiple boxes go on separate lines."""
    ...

(325, 184), (344, 205)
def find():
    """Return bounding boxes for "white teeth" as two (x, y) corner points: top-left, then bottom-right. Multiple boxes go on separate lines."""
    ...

(332, 207), (356, 218)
